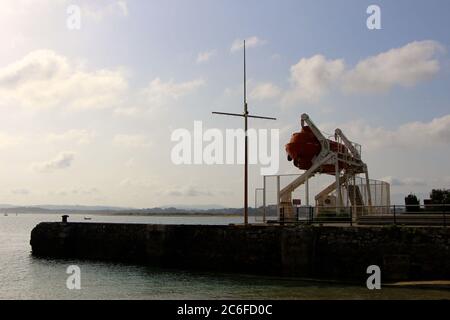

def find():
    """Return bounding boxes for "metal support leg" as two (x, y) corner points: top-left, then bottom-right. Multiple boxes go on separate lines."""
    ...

(263, 176), (266, 223)
(335, 156), (342, 212)
(277, 175), (281, 220)
(364, 166), (372, 214)
(306, 178), (309, 206)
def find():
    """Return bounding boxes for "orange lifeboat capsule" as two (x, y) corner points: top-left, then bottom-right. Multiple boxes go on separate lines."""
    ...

(285, 126), (349, 175)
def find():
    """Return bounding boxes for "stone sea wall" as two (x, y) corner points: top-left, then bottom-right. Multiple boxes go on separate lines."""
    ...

(30, 223), (450, 281)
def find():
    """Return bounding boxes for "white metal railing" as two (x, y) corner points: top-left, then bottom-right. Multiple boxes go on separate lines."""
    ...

(252, 204), (449, 227)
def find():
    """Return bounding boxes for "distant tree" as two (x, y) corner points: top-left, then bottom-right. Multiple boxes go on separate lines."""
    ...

(429, 189), (450, 212)
(430, 189), (450, 205)
(405, 194), (420, 213)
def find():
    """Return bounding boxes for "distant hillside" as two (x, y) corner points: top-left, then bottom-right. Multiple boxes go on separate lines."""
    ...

(1, 204), (277, 216)
(161, 204), (227, 210)
(33, 204), (133, 211)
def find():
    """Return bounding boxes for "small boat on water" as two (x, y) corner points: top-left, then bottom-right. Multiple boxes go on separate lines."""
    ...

(4, 213), (8, 217)
(84, 216), (92, 221)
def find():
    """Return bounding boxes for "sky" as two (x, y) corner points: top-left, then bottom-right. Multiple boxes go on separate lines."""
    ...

(0, 0), (449, 208)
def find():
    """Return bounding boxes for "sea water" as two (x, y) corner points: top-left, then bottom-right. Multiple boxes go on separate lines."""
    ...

(0, 214), (449, 300)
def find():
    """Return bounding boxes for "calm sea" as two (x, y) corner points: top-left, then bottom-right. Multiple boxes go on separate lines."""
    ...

(0, 213), (449, 300)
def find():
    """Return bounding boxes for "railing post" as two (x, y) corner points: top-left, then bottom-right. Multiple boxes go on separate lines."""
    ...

(280, 207), (284, 226)
(350, 206), (353, 227)
(444, 205), (447, 227)
(393, 205), (397, 225)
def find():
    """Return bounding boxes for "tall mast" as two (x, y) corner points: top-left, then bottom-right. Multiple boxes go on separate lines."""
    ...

(244, 40), (249, 225)
(212, 40), (276, 225)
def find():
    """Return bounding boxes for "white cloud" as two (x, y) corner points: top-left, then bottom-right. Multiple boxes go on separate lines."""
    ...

(116, 1), (128, 16)
(82, 1), (129, 21)
(432, 176), (450, 187)
(71, 187), (100, 196)
(282, 55), (345, 105)
(165, 185), (214, 197)
(278, 40), (444, 106)
(231, 36), (267, 53)
(142, 78), (205, 107)
(113, 106), (140, 116)
(0, 50), (128, 110)
(382, 176), (427, 187)
(118, 179), (215, 200)
(11, 188), (31, 196)
(0, 133), (23, 149)
(119, 177), (155, 189)
(196, 50), (216, 63)
(223, 83), (243, 97)
(342, 40), (444, 94)
(121, 181), (217, 198)
(32, 152), (75, 173)
(48, 187), (100, 198)
(46, 129), (96, 145)
(0, 0), (66, 18)
(323, 114), (450, 151)
(271, 54), (282, 61)
(125, 158), (135, 168)
(250, 82), (281, 101)
(113, 134), (151, 148)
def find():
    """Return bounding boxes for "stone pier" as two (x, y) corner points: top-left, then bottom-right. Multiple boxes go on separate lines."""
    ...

(30, 222), (450, 281)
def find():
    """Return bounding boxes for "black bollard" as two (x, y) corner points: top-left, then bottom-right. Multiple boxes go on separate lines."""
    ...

(62, 215), (69, 223)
